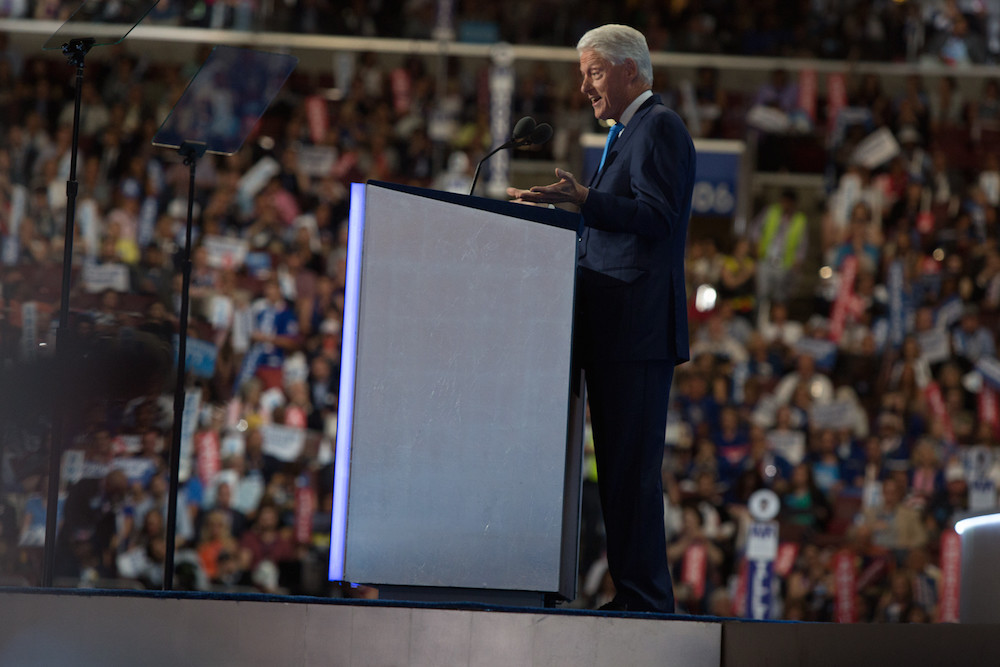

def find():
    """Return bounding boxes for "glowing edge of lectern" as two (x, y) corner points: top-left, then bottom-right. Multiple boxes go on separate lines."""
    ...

(955, 512), (1000, 536)
(328, 182), (366, 582)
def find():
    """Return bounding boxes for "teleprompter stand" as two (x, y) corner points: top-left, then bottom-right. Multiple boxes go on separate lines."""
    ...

(40, 0), (161, 589)
(152, 46), (297, 590)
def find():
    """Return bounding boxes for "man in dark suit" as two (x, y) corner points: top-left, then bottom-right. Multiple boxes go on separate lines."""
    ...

(508, 24), (695, 613)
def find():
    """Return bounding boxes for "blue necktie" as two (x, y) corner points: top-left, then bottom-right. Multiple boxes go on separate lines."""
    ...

(598, 122), (625, 171)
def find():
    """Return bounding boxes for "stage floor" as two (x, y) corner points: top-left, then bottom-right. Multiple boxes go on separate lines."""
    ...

(0, 588), (996, 667)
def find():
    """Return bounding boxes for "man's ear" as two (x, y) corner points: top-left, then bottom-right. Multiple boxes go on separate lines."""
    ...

(623, 58), (638, 82)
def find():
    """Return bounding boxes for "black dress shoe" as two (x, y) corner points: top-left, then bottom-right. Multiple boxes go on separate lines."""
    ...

(598, 597), (667, 613)
(598, 597), (629, 611)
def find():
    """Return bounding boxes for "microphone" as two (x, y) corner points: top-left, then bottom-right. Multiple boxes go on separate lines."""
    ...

(504, 116), (538, 149)
(524, 123), (552, 146)
(469, 116), (539, 196)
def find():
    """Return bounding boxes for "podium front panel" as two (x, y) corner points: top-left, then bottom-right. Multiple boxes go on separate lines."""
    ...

(332, 183), (579, 594)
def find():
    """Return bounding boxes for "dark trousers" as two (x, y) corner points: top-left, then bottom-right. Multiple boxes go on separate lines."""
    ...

(584, 359), (675, 613)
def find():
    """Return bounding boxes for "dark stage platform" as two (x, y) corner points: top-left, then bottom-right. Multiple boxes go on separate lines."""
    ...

(0, 588), (997, 666)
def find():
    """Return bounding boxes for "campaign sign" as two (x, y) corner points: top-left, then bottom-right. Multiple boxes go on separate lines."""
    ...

(810, 399), (855, 430)
(965, 444), (997, 510)
(976, 356), (1000, 391)
(937, 296), (963, 331)
(179, 389), (203, 483)
(82, 262), (130, 293)
(261, 423), (306, 462)
(917, 328), (951, 365)
(202, 235), (249, 270)
(582, 137), (743, 218)
(682, 542), (708, 601)
(297, 145), (337, 178)
(111, 457), (157, 484)
(295, 476), (315, 544)
(979, 385), (1000, 439)
(238, 156), (281, 200)
(830, 255), (858, 343)
(244, 252), (272, 279)
(20, 301), (37, 360)
(61, 449), (86, 485)
(833, 549), (857, 623)
(794, 337), (838, 371)
(774, 542), (800, 578)
(745, 520), (779, 620)
(196, 431), (221, 486)
(746, 559), (774, 621)
(939, 530), (961, 623)
(852, 127), (900, 169)
(304, 95), (329, 145)
(969, 478), (998, 511)
(690, 143), (740, 218)
(173, 335), (218, 379)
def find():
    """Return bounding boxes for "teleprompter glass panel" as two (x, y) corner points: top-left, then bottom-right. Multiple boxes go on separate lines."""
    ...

(152, 46), (298, 157)
(42, 0), (161, 50)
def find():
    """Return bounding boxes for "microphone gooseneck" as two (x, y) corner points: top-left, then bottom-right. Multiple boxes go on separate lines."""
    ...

(469, 116), (541, 196)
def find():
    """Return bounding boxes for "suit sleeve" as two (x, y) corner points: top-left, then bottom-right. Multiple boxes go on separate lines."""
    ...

(580, 111), (694, 241)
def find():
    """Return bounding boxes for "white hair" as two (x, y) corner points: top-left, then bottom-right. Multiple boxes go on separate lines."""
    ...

(577, 24), (653, 87)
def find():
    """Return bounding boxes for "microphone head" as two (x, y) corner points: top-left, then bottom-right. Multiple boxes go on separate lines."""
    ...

(526, 123), (553, 146)
(511, 116), (537, 141)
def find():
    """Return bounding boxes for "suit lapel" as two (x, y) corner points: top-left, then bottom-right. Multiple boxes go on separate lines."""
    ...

(588, 95), (662, 188)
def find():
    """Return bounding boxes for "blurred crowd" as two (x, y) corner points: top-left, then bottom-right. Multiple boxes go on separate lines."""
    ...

(4, 0), (1000, 64)
(0, 23), (998, 622)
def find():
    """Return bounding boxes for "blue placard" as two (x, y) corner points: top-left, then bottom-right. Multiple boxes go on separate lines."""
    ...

(245, 251), (272, 278)
(173, 335), (218, 379)
(746, 558), (774, 620)
(582, 137), (741, 217)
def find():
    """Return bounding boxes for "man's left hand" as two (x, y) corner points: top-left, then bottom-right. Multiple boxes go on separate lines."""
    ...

(506, 168), (589, 206)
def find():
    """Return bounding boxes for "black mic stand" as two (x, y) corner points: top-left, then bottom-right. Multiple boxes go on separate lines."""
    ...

(41, 35), (95, 589)
(469, 142), (514, 196)
(469, 116), (538, 196)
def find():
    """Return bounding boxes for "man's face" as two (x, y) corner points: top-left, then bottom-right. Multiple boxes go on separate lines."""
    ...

(579, 49), (634, 122)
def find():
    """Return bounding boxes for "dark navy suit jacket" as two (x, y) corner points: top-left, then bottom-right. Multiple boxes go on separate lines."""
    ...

(577, 94), (695, 366)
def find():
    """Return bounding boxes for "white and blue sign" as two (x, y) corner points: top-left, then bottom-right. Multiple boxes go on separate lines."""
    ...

(746, 558), (775, 621)
(746, 489), (780, 620)
(173, 335), (218, 379)
(581, 137), (743, 218)
(976, 356), (1000, 391)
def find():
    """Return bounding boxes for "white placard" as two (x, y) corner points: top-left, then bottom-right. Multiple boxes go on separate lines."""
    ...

(82, 262), (130, 293)
(178, 389), (203, 483)
(969, 479), (998, 511)
(237, 156), (281, 200)
(61, 449), (86, 485)
(202, 235), (249, 270)
(766, 430), (806, 466)
(111, 457), (157, 483)
(746, 520), (780, 561)
(261, 423), (307, 462)
(918, 328), (951, 365)
(852, 127), (900, 169)
(297, 145), (337, 177)
(810, 400), (856, 430)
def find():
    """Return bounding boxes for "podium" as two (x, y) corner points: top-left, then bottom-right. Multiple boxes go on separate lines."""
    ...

(329, 181), (584, 605)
